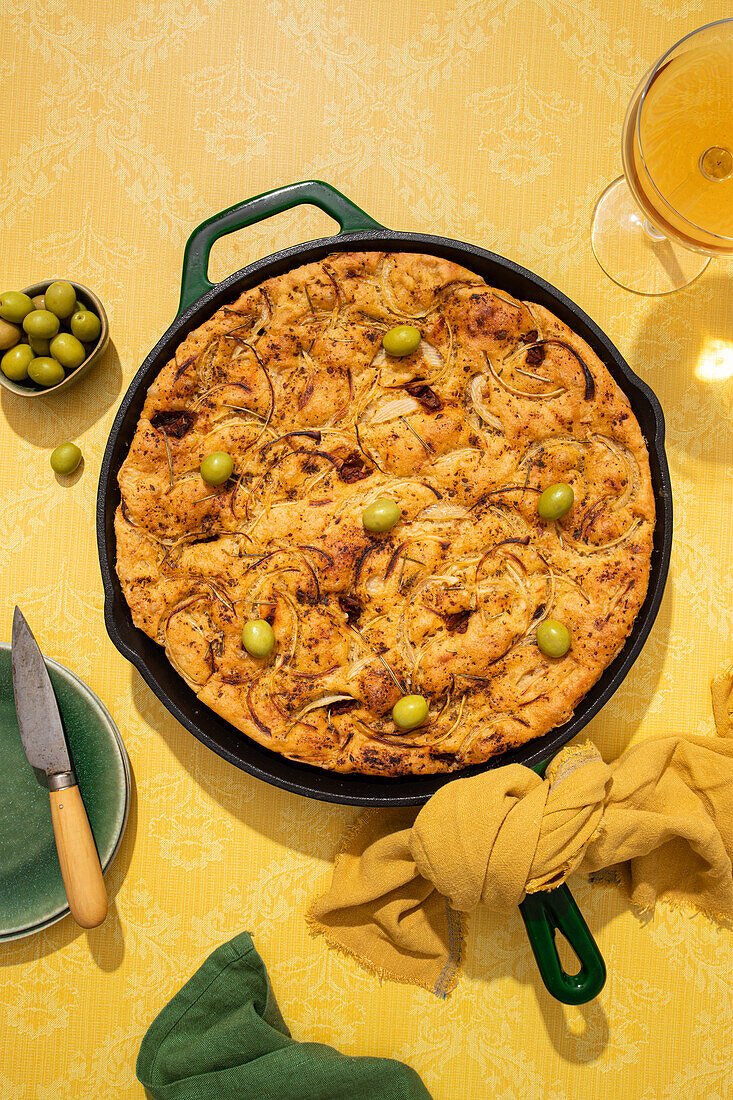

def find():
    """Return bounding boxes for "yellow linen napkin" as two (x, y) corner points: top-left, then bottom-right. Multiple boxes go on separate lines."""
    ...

(308, 668), (733, 996)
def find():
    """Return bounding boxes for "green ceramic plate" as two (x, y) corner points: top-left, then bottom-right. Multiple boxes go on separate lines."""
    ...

(0, 643), (130, 940)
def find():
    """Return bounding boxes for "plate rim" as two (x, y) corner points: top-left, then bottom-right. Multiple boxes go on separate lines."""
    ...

(0, 643), (131, 942)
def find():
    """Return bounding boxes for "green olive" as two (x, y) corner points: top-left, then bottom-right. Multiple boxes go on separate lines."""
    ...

(392, 694), (429, 730)
(538, 482), (574, 521)
(50, 442), (82, 475)
(23, 309), (60, 340)
(383, 325), (422, 357)
(70, 309), (101, 343)
(242, 619), (275, 658)
(29, 336), (51, 356)
(1, 343), (34, 381)
(0, 318), (21, 350)
(44, 281), (77, 319)
(50, 332), (86, 370)
(28, 356), (65, 387)
(362, 497), (401, 533)
(0, 291), (34, 324)
(536, 619), (571, 659)
(31, 294), (45, 310)
(200, 451), (234, 485)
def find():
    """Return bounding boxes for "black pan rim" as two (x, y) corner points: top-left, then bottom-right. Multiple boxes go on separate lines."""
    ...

(97, 228), (673, 806)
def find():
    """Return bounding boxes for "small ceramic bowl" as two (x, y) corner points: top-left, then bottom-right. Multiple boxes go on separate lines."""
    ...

(0, 279), (109, 398)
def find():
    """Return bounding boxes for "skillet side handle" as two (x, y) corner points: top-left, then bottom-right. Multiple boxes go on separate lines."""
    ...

(519, 883), (606, 1005)
(178, 180), (387, 314)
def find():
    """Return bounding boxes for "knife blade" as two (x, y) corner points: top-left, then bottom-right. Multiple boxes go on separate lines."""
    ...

(11, 607), (107, 929)
(12, 607), (74, 782)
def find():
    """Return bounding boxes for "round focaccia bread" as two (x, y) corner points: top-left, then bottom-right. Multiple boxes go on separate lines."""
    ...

(115, 251), (655, 776)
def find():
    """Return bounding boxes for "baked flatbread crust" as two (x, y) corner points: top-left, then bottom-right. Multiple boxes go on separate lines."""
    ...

(116, 252), (655, 775)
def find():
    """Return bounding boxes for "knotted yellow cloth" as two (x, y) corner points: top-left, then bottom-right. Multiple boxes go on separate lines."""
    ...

(308, 666), (733, 996)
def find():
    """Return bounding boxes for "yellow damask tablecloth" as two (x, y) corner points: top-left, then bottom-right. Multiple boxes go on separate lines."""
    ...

(2, 1), (732, 1096)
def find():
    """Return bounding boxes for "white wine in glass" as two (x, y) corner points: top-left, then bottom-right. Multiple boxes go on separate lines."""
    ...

(592, 20), (733, 295)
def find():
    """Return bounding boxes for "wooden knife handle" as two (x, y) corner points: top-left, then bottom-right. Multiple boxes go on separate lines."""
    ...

(49, 784), (108, 929)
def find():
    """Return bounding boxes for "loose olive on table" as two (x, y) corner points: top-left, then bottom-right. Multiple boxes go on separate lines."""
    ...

(538, 482), (574, 520)
(0, 291), (34, 324)
(23, 309), (60, 340)
(392, 694), (429, 730)
(242, 619), (276, 658)
(382, 324), (421, 357)
(1, 343), (34, 381)
(28, 356), (65, 388)
(536, 618), (571, 658)
(362, 497), (401, 533)
(50, 442), (82, 475)
(200, 451), (234, 485)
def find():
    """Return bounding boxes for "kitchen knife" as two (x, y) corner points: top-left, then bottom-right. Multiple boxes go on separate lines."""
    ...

(11, 607), (107, 929)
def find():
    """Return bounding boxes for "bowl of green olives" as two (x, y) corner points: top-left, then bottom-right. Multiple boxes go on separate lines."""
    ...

(0, 279), (109, 398)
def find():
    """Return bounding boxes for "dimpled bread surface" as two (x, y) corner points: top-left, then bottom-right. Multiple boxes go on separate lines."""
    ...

(115, 252), (655, 775)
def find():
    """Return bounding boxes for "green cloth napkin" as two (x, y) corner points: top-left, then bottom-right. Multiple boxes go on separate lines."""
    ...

(137, 932), (432, 1100)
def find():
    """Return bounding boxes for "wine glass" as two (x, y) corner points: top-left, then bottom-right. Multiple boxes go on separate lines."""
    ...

(591, 19), (733, 295)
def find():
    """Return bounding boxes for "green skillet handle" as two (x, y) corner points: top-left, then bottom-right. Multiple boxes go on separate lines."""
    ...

(178, 180), (386, 314)
(519, 883), (606, 1005)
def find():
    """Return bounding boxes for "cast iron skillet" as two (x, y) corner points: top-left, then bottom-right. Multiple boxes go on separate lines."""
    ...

(97, 181), (673, 1005)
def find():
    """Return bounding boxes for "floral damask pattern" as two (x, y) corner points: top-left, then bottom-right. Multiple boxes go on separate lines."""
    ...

(1, 0), (732, 1096)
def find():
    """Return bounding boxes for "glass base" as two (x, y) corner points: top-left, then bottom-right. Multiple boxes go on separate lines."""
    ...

(591, 177), (710, 295)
